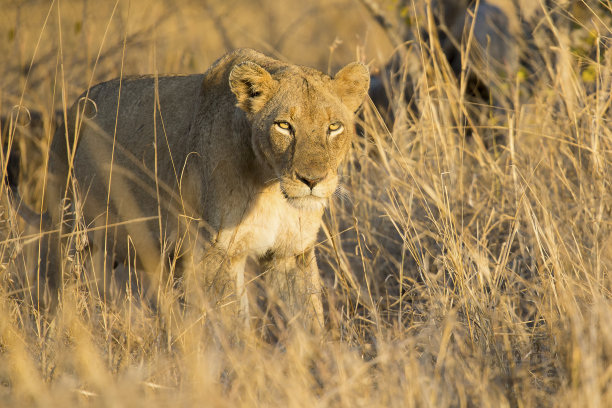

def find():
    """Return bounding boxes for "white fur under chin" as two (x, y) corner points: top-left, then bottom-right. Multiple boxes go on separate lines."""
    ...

(285, 195), (328, 211)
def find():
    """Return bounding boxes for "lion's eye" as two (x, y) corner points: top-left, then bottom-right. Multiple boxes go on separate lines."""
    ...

(275, 121), (293, 135)
(328, 122), (344, 138)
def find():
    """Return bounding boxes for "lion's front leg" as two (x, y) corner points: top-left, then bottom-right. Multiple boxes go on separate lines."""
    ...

(295, 248), (324, 331)
(180, 244), (249, 329)
(261, 248), (324, 332)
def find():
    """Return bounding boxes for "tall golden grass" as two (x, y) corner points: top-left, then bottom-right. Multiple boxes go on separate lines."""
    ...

(1, 0), (611, 406)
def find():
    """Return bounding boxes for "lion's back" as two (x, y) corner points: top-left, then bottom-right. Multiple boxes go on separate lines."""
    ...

(46, 74), (205, 231)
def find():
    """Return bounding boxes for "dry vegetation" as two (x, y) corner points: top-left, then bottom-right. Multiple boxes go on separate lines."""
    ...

(1, 0), (612, 406)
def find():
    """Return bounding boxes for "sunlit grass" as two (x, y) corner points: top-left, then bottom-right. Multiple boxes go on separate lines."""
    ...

(1, 0), (611, 406)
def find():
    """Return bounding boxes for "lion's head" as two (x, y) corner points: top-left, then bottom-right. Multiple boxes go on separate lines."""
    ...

(229, 60), (369, 210)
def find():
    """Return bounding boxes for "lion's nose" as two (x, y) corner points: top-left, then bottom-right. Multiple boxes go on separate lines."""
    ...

(296, 172), (324, 189)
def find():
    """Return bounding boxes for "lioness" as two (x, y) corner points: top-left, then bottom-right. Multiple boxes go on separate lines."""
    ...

(39, 48), (369, 328)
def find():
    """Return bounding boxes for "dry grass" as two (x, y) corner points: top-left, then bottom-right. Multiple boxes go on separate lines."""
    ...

(1, 0), (612, 406)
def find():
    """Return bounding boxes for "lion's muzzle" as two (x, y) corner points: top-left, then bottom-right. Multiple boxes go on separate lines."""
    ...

(279, 172), (338, 210)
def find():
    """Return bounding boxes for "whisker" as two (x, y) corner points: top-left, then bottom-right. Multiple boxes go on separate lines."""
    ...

(333, 184), (353, 205)
(263, 177), (281, 185)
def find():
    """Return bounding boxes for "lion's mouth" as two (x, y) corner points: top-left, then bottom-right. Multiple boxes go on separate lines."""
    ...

(278, 173), (338, 210)
(280, 183), (329, 210)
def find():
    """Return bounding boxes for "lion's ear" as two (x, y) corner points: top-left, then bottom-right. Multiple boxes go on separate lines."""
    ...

(333, 62), (370, 113)
(229, 62), (278, 113)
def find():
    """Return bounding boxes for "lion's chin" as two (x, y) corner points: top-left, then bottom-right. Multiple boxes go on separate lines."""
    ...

(285, 195), (328, 211)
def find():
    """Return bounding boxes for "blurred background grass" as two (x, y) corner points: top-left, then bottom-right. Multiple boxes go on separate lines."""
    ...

(1, 0), (612, 406)
(0, 0), (391, 104)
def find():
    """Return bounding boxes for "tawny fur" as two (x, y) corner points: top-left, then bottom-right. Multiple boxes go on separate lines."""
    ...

(44, 48), (369, 328)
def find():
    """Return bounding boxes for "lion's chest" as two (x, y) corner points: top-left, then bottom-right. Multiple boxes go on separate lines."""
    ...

(216, 188), (321, 259)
